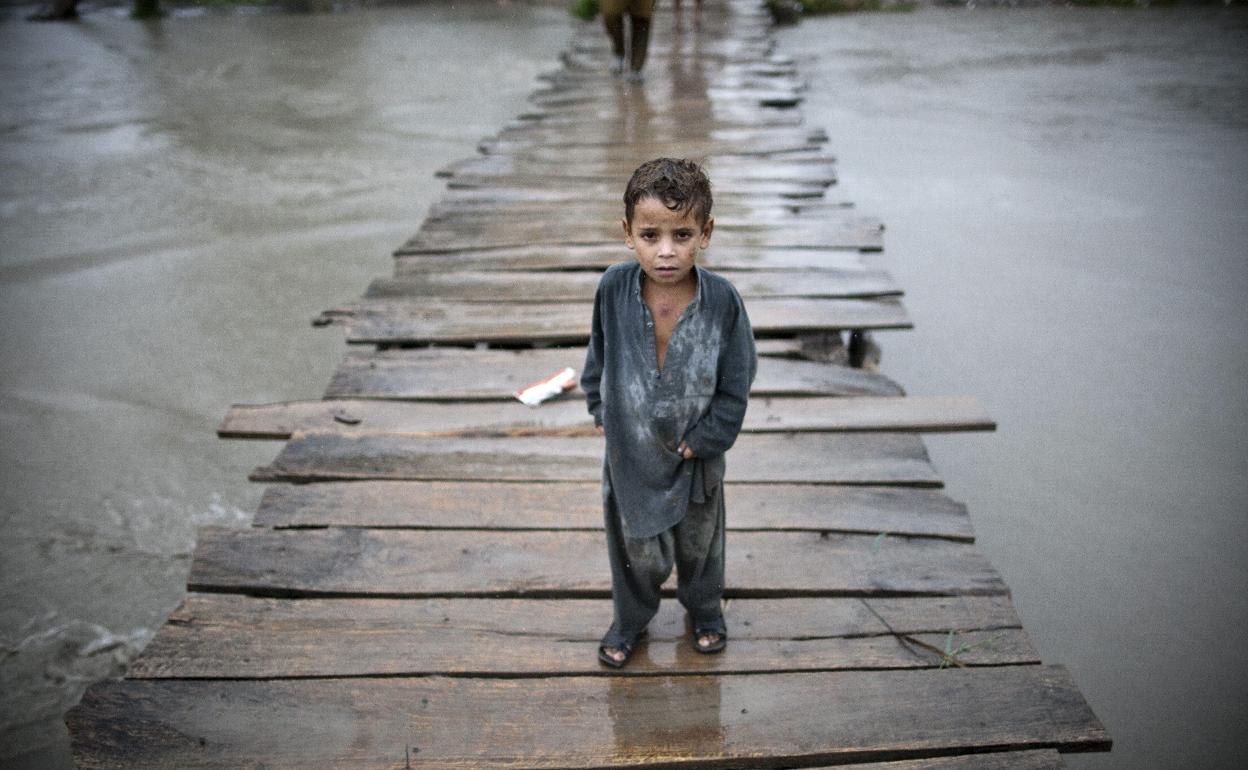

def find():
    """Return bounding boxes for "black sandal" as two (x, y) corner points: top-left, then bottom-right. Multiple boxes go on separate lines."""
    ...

(597, 629), (647, 669)
(693, 626), (727, 655)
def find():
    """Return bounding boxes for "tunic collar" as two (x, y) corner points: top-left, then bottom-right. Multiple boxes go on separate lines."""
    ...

(630, 261), (706, 311)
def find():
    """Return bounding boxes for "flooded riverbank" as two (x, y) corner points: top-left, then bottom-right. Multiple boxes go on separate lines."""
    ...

(0, 3), (570, 765)
(779, 7), (1248, 768)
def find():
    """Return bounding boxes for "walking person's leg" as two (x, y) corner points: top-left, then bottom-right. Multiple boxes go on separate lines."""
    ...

(601, 0), (627, 75)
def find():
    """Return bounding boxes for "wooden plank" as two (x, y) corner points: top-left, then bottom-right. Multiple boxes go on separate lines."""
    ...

(186, 527), (1002, 598)
(826, 751), (1067, 769)
(361, 268), (901, 302)
(249, 432), (942, 486)
(324, 348), (904, 401)
(67, 666), (1109, 768)
(128, 594), (1031, 679)
(438, 154), (833, 184)
(446, 174), (831, 199)
(479, 126), (824, 153)
(252, 482), (974, 540)
(218, 396), (994, 440)
(394, 245), (868, 272)
(424, 198), (851, 221)
(326, 297), (910, 345)
(402, 218), (883, 252)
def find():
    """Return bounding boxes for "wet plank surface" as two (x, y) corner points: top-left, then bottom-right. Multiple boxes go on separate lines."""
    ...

(129, 594), (1031, 678)
(362, 267), (901, 301)
(394, 243), (868, 271)
(825, 751), (1068, 770)
(219, 395), (994, 440)
(186, 527), (1005, 598)
(252, 481), (976, 540)
(327, 296), (911, 344)
(325, 347), (905, 400)
(250, 432), (943, 485)
(67, 666), (1107, 769)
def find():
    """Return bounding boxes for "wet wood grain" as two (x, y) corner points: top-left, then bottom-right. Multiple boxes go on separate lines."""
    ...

(128, 594), (1030, 679)
(393, 244), (867, 272)
(249, 432), (941, 486)
(361, 267), (900, 302)
(402, 217), (883, 252)
(252, 481), (974, 540)
(186, 527), (1002, 598)
(326, 297), (910, 345)
(324, 347), (904, 400)
(67, 666), (1108, 769)
(825, 751), (1068, 769)
(219, 395), (993, 440)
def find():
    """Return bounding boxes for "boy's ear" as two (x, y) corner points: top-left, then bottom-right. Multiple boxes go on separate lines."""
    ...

(621, 218), (635, 250)
(699, 216), (715, 249)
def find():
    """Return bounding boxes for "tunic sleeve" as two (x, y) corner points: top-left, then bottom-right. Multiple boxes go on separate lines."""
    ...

(681, 289), (756, 458)
(580, 279), (606, 428)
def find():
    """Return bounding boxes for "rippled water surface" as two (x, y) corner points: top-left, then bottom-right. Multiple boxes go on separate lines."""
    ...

(0, 3), (570, 765)
(780, 7), (1248, 769)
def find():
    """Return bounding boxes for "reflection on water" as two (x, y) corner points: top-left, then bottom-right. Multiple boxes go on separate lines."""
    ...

(0, 3), (569, 765)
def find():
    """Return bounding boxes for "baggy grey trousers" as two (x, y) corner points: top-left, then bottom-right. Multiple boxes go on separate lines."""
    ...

(600, 476), (727, 651)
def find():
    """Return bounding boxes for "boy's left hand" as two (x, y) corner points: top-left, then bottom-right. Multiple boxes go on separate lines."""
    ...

(677, 441), (696, 460)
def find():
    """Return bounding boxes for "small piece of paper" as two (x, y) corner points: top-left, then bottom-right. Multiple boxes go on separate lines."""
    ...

(514, 367), (577, 407)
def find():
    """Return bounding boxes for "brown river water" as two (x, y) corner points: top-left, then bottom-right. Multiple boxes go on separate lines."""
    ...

(1, 2), (1245, 767)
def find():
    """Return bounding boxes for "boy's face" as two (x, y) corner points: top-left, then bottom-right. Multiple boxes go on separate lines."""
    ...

(623, 196), (714, 287)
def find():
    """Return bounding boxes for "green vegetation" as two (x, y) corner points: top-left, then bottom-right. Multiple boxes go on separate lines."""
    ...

(569, 0), (599, 21)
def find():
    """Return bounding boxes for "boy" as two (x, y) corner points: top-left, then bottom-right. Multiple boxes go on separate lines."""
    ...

(581, 158), (757, 668)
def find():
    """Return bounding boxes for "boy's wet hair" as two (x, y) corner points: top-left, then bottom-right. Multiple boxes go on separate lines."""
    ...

(624, 158), (713, 225)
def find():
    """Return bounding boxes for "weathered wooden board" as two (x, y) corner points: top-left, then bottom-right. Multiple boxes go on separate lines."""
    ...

(186, 527), (1001, 598)
(362, 268), (900, 302)
(480, 126), (824, 154)
(250, 432), (942, 486)
(128, 594), (1030, 679)
(825, 751), (1068, 770)
(402, 217), (883, 252)
(424, 198), (850, 221)
(326, 297), (910, 345)
(323, 347), (905, 400)
(394, 244), (867, 272)
(219, 396), (993, 440)
(439, 153), (834, 184)
(447, 173), (831, 199)
(477, 131), (817, 159)
(67, 666), (1109, 768)
(253, 481), (973, 539)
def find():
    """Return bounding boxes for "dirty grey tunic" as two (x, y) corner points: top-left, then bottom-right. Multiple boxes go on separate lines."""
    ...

(581, 261), (757, 539)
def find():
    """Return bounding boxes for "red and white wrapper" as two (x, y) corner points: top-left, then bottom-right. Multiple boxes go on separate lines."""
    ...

(514, 367), (577, 407)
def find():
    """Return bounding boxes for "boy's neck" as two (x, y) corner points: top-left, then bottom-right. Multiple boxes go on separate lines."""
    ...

(641, 267), (698, 299)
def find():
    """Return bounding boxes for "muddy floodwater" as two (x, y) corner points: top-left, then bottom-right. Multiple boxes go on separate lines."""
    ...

(1, 2), (1245, 768)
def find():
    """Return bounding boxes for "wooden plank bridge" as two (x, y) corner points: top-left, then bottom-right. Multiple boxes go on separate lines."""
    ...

(65, 1), (1110, 767)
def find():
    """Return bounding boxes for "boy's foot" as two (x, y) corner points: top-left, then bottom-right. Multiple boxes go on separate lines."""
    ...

(626, 69), (645, 84)
(597, 628), (646, 669)
(610, 57), (625, 76)
(693, 627), (727, 654)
